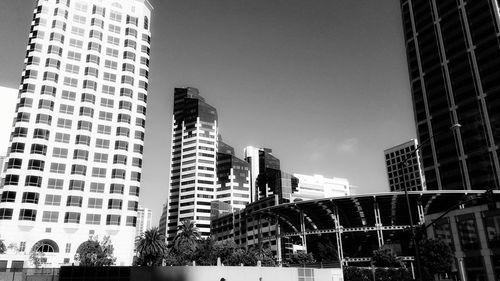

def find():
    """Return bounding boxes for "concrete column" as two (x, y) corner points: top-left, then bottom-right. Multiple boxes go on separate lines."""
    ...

(299, 210), (307, 252)
(474, 212), (494, 281)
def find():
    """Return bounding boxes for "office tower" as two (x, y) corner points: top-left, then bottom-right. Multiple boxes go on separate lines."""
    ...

(292, 173), (350, 200)
(135, 206), (152, 238)
(244, 146), (297, 203)
(400, 0), (500, 190)
(216, 139), (251, 211)
(384, 139), (425, 191)
(0, 0), (152, 267)
(166, 87), (218, 243)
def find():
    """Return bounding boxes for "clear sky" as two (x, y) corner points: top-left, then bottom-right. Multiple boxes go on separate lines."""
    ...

(0, 0), (416, 224)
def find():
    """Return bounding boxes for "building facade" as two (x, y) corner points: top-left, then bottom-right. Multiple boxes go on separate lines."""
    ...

(135, 206), (152, 238)
(0, 0), (152, 267)
(216, 140), (251, 211)
(384, 139), (425, 191)
(400, 0), (500, 190)
(165, 87), (218, 243)
(292, 174), (350, 200)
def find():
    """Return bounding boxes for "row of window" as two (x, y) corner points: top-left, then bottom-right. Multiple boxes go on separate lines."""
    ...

(3, 169), (141, 186)
(0, 208), (136, 226)
(6, 156), (142, 171)
(18, 86), (147, 107)
(16, 112), (146, 128)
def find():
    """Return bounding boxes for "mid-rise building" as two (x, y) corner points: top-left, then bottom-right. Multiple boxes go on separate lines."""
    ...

(0, 0), (152, 267)
(384, 139), (425, 191)
(135, 206), (152, 238)
(292, 174), (350, 200)
(400, 0), (500, 190)
(165, 87), (218, 243)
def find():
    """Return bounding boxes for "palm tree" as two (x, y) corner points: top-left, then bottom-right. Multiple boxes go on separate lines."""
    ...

(135, 227), (167, 266)
(173, 220), (201, 252)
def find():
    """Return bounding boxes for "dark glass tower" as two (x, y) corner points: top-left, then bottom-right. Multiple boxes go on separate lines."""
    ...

(400, 0), (500, 190)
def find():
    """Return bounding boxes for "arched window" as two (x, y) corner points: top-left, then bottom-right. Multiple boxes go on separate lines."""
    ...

(33, 239), (59, 253)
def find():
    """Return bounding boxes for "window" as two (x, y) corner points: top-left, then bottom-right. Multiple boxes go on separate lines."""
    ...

(97, 125), (111, 135)
(92, 5), (105, 16)
(52, 147), (68, 158)
(129, 186), (140, 196)
(112, 169), (126, 179)
(108, 199), (122, 210)
(83, 80), (97, 91)
(73, 15), (86, 24)
(42, 211), (59, 223)
(19, 209), (37, 221)
(134, 144), (144, 154)
(55, 132), (70, 143)
(131, 172), (141, 182)
(62, 90), (76, 101)
(142, 34), (151, 44)
(110, 11), (122, 22)
(457, 214), (480, 251)
(45, 58), (60, 69)
(13, 127), (28, 138)
(117, 114), (131, 123)
(0, 191), (16, 203)
(96, 138), (110, 149)
(59, 104), (74, 114)
(57, 118), (72, 129)
(7, 158), (22, 169)
(121, 88), (133, 98)
(125, 27), (137, 37)
(86, 54), (100, 65)
(69, 180), (85, 191)
(43, 71), (59, 83)
(50, 163), (66, 174)
(38, 99), (54, 111)
(126, 216), (137, 227)
(50, 32), (65, 43)
(94, 152), (108, 163)
(91, 18), (104, 28)
(123, 52), (136, 61)
(71, 26), (85, 37)
(73, 149), (89, 160)
(71, 164), (87, 175)
(67, 51), (82, 61)
(113, 154), (127, 164)
(48, 45), (62, 56)
(75, 135), (91, 146)
(4, 175), (19, 186)
(69, 39), (83, 48)
(122, 63), (135, 73)
(116, 127), (130, 137)
(115, 141), (128, 151)
(47, 178), (64, 189)
(92, 168), (107, 178)
(19, 97), (33, 108)
(107, 36), (120, 46)
(90, 182), (105, 193)
(139, 69), (149, 78)
(109, 24), (121, 33)
(103, 72), (116, 82)
(11, 142), (25, 153)
(132, 158), (142, 168)
(86, 214), (101, 225)
(54, 7), (68, 19)
(75, 2), (88, 12)
(52, 19), (67, 30)
(88, 42), (102, 52)
(81, 93), (96, 104)
(65, 243), (71, 253)
(45, 194), (61, 206)
(89, 30), (102, 40)
(137, 105), (147, 115)
(23, 69), (38, 80)
(141, 45), (150, 55)
(99, 111), (113, 121)
(77, 120), (92, 131)
(27, 56), (41, 66)
(135, 131), (145, 141)
(16, 112), (30, 123)
(0, 209), (14, 220)
(110, 184), (124, 194)
(34, 128), (50, 140)
(105, 59), (118, 68)
(88, 198), (103, 209)
(140, 57), (149, 67)
(124, 39), (136, 49)
(126, 15), (138, 26)
(79, 107), (94, 117)
(64, 212), (80, 223)
(66, 196), (83, 207)
(63, 77), (78, 87)
(101, 98), (114, 108)
(136, 118), (146, 128)
(14, 193), (38, 210)
(106, 215), (120, 225)
(102, 85), (115, 95)
(119, 101), (132, 110)
(27, 159), (44, 171)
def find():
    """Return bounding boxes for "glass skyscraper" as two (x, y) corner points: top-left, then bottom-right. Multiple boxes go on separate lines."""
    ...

(0, 0), (152, 266)
(400, 0), (500, 190)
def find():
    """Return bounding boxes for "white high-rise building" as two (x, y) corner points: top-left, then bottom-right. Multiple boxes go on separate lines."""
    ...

(384, 139), (425, 192)
(292, 174), (350, 201)
(0, 0), (152, 267)
(165, 87), (218, 243)
(135, 206), (152, 237)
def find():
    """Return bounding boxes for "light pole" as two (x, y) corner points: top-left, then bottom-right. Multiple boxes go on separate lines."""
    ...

(398, 123), (461, 281)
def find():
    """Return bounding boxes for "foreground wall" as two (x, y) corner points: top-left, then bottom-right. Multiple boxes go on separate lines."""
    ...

(60, 266), (344, 281)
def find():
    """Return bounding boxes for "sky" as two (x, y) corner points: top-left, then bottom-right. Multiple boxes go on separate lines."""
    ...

(0, 0), (416, 224)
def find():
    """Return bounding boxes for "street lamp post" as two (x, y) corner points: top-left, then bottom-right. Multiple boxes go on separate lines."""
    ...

(398, 123), (461, 281)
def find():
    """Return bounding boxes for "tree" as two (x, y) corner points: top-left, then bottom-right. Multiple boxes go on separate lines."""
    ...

(226, 248), (257, 266)
(173, 220), (201, 253)
(29, 242), (46, 268)
(75, 236), (116, 266)
(372, 247), (404, 268)
(419, 238), (454, 279)
(0, 240), (6, 254)
(135, 227), (168, 266)
(285, 251), (316, 266)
